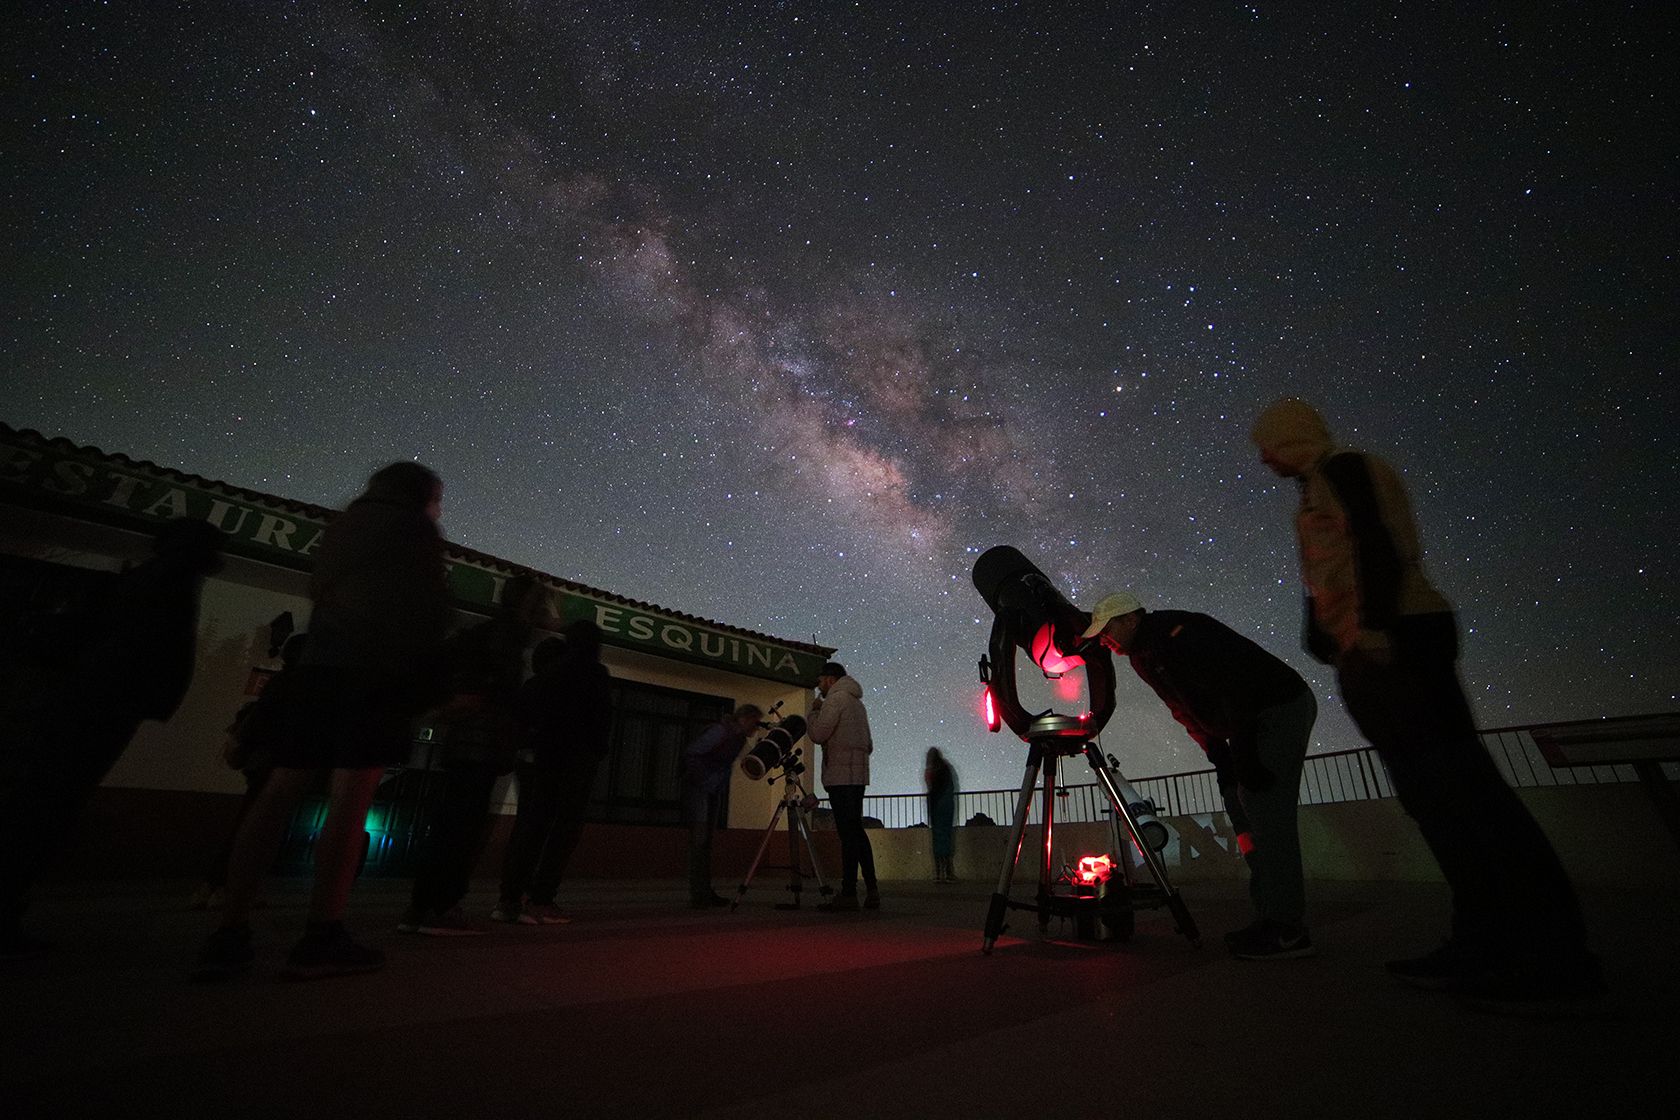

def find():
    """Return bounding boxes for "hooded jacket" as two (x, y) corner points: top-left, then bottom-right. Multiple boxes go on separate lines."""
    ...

(1251, 399), (1450, 662)
(809, 675), (872, 787)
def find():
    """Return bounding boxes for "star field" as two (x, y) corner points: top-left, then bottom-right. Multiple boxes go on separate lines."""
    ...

(5, 2), (1675, 796)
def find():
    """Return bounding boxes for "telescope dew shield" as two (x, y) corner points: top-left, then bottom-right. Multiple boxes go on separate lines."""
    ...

(739, 715), (808, 782)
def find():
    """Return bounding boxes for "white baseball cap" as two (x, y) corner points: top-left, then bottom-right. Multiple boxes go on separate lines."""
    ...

(1080, 591), (1144, 639)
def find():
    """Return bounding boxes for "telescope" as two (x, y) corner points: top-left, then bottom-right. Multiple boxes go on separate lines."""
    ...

(740, 714), (808, 782)
(971, 545), (1197, 952)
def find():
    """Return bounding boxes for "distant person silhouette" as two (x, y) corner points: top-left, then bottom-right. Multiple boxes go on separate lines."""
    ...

(924, 748), (958, 882)
(1252, 398), (1598, 1001)
(495, 618), (614, 926)
(194, 462), (450, 981)
(0, 517), (224, 959)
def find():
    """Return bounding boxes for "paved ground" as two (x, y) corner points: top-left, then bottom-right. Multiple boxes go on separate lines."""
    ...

(2, 872), (1674, 1119)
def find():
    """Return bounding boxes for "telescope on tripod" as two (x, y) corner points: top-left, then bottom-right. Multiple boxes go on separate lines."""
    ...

(731, 702), (833, 910)
(972, 545), (1200, 953)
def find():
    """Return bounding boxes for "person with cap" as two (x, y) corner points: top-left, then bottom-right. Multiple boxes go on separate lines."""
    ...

(1250, 397), (1598, 1001)
(1082, 591), (1317, 959)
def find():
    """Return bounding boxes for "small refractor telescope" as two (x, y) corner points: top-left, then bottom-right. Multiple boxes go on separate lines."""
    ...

(740, 710), (808, 782)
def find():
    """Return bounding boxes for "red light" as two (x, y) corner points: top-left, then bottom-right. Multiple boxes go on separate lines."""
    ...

(1076, 854), (1115, 885)
(1028, 622), (1085, 676)
(981, 686), (1001, 732)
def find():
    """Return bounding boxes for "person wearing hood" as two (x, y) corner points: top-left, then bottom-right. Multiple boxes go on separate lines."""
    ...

(808, 662), (879, 912)
(195, 461), (451, 982)
(1250, 398), (1597, 1002)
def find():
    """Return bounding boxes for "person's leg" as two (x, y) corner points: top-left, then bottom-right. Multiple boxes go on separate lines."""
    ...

(219, 767), (318, 928)
(306, 766), (384, 923)
(529, 758), (598, 906)
(427, 763), (501, 916)
(684, 784), (717, 904)
(828, 786), (863, 896)
(1240, 690), (1315, 930)
(499, 761), (554, 910)
(206, 768), (269, 891)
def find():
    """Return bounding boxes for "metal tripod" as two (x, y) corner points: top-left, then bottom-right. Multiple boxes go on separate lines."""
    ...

(981, 716), (1200, 953)
(732, 772), (833, 911)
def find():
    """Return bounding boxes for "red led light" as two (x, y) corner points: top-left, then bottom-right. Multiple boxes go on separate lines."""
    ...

(1076, 854), (1115, 885)
(981, 686), (1001, 732)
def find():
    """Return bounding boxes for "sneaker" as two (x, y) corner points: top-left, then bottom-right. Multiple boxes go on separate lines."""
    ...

(817, 894), (860, 912)
(418, 907), (487, 936)
(1229, 921), (1315, 960)
(190, 925), (254, 982)
(862, 890), (881, 911)
(491, 905), (539, 925)
(1386, 940), (1488, 990)
(524, 902), (572, 925)
(281, 925), (385, 981)
(396, 907), (426, 934)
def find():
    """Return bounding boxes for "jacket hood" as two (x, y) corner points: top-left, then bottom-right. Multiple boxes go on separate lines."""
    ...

(828, 675), (863, 700)
(1251, 398), (1334, 473)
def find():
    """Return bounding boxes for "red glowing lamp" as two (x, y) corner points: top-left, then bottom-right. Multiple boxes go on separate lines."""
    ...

(1076, 854), (1115, 885)
(982, 686), (1002, 733)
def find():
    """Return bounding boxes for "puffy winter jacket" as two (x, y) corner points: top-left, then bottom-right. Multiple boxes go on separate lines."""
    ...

(808, 675), (872, 787)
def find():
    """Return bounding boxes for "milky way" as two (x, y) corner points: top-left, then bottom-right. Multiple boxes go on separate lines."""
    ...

(5, 3), (1675, 797)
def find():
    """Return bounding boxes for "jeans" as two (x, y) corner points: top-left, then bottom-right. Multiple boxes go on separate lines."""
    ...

(1220, 689), (1316, 927)
(683, 782), (721, 902)
(827, 785), (876, 895)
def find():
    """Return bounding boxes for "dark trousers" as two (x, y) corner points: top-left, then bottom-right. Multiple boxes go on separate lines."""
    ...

(1221, 689), (1316, 927)
(409, 761), (502, 916)
(0, 710), (141, 936)
(682, 782), (721, 902)
(500, 758), (597, 907)
(827, 785), (876, 895)
(1337, 616), (1586, 955)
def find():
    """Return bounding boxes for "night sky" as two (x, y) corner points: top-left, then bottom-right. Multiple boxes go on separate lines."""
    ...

(5, 3), (1675, 797)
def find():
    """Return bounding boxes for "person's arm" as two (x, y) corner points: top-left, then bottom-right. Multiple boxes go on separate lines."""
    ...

(1308, 453), (1401, 660)
(808, 690), (846, 744)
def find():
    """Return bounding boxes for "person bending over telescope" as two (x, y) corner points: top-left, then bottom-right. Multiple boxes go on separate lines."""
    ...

(1082, 591), (1317, 959)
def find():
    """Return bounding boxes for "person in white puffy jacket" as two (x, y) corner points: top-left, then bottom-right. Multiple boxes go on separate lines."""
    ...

(808, 662), (878, 911)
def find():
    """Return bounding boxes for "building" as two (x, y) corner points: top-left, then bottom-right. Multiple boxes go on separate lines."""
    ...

(0, 422), (833, 875)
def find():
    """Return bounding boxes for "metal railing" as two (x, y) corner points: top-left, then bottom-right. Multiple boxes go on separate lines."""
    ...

(857, 717), (1679, 830)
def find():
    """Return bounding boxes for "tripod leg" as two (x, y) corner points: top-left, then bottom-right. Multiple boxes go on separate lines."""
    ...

(732, 798), (789, 912)
(1085, 746), (1201, 947)
(793, 803), (833, 896)
(983, 744), (1044, 954)
(1037, 753), (1059, 932)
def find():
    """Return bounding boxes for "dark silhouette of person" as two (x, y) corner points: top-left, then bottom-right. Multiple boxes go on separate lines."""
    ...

(681, 705), (762, 909)
(496, 618), (614, 925)
(398, 574), (545, 936)
(191, 632), (308, 910)
(0, 517), (225, 959)
(194, 461), (450, 981)
(924, 748), (958, 883)
(1252, 398), (1598, 1001)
